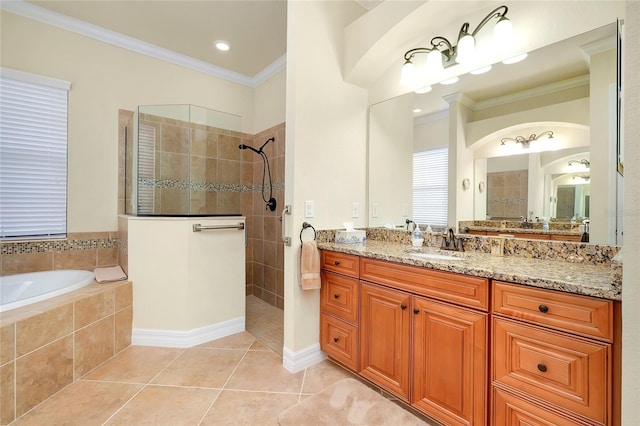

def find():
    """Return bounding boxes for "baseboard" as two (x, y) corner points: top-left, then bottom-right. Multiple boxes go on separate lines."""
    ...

(131, 316), (245, 348)
(282, 343), (327, 373)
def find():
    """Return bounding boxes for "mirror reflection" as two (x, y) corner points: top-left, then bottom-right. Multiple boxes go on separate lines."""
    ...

(368, 23), (621, 245)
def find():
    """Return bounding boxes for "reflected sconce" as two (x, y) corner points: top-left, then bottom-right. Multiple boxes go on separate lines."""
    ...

(500, 131), (554, 150)
(568, 159), (590, 169)
(573, 174), (590, 183)
(401, 5), (512, 86)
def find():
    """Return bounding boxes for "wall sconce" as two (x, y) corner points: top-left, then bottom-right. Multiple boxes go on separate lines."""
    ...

(500, 131), (554, 149)
(568, 159), (590, 169)
(401, 5), (512, 86)
(572, 175), (590, 183)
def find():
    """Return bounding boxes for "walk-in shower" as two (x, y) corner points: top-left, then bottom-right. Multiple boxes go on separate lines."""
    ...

(239, 137), (277, 212)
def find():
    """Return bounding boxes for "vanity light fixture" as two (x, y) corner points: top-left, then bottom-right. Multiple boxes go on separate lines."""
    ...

(401, 5), (512, 86)
(568, 159), (590, 169)
(500, 130), (554, 149)
(572, 174), (590, 183)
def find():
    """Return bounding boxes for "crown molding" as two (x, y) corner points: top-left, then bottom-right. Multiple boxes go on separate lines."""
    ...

(473, 74), (590, 111)
(1, 0), (283, 88)
(414, 109), (448, 125)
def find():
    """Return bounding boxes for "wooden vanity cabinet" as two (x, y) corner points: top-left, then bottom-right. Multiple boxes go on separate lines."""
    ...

(359, 257), (489, 426)
(491, 281), (615, 425)
(319, 252), (360, 371)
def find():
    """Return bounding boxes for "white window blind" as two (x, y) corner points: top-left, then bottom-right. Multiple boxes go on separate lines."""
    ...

(0, 68), (71, 239)
(413, 147), (448, 227)
(137, 124), (156, 214)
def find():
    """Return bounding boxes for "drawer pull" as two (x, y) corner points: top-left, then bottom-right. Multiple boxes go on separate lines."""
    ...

(333, 337), (339, 343)
(334, 261), (341, 266)
(413, 308), (420, 315)
(537, 363), (548, 373)
(538, 304), (549, 313)
(333, 294), (340, 299)
(401, 303), (407, 310)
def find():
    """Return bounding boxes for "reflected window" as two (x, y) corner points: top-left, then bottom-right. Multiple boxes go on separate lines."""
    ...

(413, 147), (448, 227)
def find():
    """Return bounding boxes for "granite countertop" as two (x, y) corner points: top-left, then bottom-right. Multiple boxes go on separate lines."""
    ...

(317, 240), (620, 301)
(465, 226), (581, 236)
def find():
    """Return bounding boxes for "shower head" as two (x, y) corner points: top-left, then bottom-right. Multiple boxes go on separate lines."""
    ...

(238, 144), (261, 154)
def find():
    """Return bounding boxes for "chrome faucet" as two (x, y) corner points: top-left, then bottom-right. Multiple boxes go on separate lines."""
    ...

(441, 228), (464, 251)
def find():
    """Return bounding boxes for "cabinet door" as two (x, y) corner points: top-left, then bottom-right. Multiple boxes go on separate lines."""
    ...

(412, 296), (488, 426)
(359, 282), (411, 401)
(492, 387), (587, 426)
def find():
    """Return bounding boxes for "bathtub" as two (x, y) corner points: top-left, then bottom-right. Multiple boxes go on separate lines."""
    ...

(0, 269), (95, 313)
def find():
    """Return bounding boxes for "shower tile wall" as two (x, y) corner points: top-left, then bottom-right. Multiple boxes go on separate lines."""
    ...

(486, 170), (529, 219)
(117, 110), (285, 310)
(243, 123), (285, 310)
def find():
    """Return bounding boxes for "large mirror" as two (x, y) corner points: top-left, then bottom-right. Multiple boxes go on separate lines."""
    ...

(368, 23), (622, 245)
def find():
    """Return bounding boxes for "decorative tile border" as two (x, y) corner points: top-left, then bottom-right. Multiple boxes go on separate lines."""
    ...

(1, 235), (119, 256)
(138, 178), (284, 192)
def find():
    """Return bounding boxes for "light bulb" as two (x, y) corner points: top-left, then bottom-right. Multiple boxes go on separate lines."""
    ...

(440, 76), (459, 85)
(455, 34), (475, 64)
(401, 60), (418, 85)
(470, 65), (492, 75)
(502, 53), (528, 64)
(426, 49), (444, 73)
(414, 85), (432, 94)
(493, 16), (512, 44)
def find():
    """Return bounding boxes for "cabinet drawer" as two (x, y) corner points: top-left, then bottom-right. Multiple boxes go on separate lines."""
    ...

(320, 314), (358, 371)
(320, 271), (358, 323)
(321, 251), (359, 277)
(492, 387), (591, 426)
(493, 281), (613, 342)
(493, 318), (610, 424)
(360, 257), (488, 311)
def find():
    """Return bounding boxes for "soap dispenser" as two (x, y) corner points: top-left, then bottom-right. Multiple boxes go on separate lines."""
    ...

(412, 228), (424, 247)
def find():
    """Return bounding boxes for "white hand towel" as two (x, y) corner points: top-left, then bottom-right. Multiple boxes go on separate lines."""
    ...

(94, 265), (127, 283)
(299, 241), (321, 290)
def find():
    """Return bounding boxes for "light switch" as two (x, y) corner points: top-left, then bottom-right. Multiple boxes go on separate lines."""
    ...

(305, 200), (314, 218)
(352, 203), (360, 218)
(371, 203), (379, 218)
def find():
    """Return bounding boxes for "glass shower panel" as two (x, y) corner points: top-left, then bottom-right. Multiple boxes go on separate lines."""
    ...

(126, 104), (243, 216)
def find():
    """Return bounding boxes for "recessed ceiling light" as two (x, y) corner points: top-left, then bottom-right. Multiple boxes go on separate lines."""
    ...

(414, 85), (432, 94)
(470, 65), (492, 75)
(413, 108), (422, 113)
(502, 53), (528, 64)
(440, 76), (459, 85)
(215, 40), (230, 51)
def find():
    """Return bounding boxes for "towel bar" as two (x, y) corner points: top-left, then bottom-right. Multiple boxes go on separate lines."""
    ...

(300, 222), (316, 244)
(192, 223), (245, 232)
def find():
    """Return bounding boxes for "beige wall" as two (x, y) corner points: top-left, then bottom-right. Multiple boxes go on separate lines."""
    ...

(0, 11), (256, 233)
(284, 0), (367, 354)
(622, 1), (640, 421)
(254, 69), (287, 133)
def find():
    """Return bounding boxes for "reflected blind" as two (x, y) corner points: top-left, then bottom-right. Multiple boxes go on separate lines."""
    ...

(413, 147), (448, 227)
(137, 124), (156, 214)
(0, 69), (70, 239)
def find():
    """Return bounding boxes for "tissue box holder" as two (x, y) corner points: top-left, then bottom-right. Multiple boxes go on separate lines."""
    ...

(335, 230), (366, 244)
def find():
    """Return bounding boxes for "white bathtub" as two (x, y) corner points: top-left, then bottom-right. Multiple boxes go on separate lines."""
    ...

(0, 270), (96, 313)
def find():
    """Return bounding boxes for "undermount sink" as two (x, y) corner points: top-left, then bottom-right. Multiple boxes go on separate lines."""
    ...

(404, 249), (466, 261)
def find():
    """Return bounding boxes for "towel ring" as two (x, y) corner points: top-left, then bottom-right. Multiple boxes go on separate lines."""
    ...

(300, 222), (316, 244)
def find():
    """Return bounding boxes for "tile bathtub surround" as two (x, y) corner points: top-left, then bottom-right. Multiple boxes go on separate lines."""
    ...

(0, 232), (122, 276)
(0, 281), (132, 424)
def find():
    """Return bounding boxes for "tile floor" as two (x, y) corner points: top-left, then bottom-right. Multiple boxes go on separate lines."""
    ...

(10, 297), (433, 425)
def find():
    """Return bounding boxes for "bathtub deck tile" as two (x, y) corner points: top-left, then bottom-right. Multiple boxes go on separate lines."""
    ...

(16, 304), (73, 357)
(0, 323), (15, 365)
(74, 291), (114, 329)
(74, 316), (115, 379)
(114, 306), (133, 354)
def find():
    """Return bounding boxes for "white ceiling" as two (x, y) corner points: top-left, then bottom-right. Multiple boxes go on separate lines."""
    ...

(27, 0), (289, 78)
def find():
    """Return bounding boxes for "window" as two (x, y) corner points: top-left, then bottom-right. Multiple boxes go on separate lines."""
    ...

(413, 147), (448, 227)
(0, 68), (71, 239)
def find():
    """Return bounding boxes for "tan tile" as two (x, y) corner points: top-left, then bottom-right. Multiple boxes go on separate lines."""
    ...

(1, 362), (15, 425)
(105, 385), (219, 426)
(83, 346), (183, 383)
(13, 380), (141, 426)
(114, 307), (132, 354)
(114, 282), (132, 311)
(0, 323), (15, 365)
(302, 360), (357, 394)
(2, 252), (52, 275)
(225, 350), (303, 393)
(201, 390), (299, 426)
(218, 134), (241, 161)
(53, 249), (97, 271)
(15, 336), (73, 417)
(197, 331), (256, 350)
(75, 290), (114, 330)
(74, 316), (114, 379)
(152, 347), (245, 388)
(16, 304), (73, 356)
(161, 123), (189, 154)
(160, 152), (189, 181)
(97, 247), (118, 267)
(249, 339), (270, 351)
